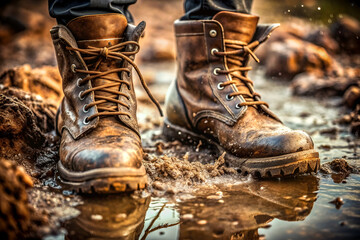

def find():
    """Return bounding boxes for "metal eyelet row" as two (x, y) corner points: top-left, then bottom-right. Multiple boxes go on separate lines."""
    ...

(209, 29), (242, 107)
(218, 84), (241, 106)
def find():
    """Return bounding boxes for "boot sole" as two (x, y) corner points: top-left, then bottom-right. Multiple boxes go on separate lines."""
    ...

(57, 161), (148, 194)
(163, 119), (320, 178)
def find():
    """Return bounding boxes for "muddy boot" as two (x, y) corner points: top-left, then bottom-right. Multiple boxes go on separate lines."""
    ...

(51, 14), (162, 193)
(64, 195), (150, 239)
(164, 11), (320, 178)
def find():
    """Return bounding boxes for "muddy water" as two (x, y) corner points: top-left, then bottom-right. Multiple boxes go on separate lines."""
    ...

(55, 62), (360, 240)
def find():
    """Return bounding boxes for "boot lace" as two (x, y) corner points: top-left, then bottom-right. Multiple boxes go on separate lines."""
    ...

(213, 39), (269, 108)
(66, 41), (163, 122)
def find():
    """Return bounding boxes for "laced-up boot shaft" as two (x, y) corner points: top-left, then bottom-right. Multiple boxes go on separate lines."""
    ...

(51, 14), (161, 193)
(164, 11), (320, 178)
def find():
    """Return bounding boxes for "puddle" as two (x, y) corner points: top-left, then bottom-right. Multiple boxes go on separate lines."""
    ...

(51, 61), (360, 239)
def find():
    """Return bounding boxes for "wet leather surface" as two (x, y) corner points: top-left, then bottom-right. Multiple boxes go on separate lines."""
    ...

(51, 14), (145, 173)
(166, 11), (315, 158)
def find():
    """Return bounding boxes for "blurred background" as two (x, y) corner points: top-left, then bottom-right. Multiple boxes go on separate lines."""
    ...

(0, 1), (360, 239)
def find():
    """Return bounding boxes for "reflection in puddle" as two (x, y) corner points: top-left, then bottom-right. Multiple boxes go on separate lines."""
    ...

(63, 176), (319, 239)
(178, 176), (318, 239)
(64, 194), (150, 239)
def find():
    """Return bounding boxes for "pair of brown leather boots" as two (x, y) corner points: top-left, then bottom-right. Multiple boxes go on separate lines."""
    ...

(51, 12), (320, 193)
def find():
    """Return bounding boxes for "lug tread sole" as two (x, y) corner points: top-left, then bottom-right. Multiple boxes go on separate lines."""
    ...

(59, 175), (148, 194)
(57, 161), (148, 194)
(163, 119), (320, 178)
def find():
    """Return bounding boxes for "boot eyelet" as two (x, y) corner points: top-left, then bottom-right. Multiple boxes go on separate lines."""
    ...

(235, 103), (241, 109)
(78, 91), (85, 100)
(217, 82), (224, 90)
(209, 29), (217, 37)
(71, 64), (77, 73)
(82, 104), (89, 113)
(211, 48), (219, 56)
(226, 94), (234, 101)
(213, 68), (221, 75)
(76, 78), (82, 87)
(83, 117), (90, 125)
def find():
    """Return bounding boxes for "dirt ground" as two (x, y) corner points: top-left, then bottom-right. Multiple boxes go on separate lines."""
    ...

(0, 0), (360, 239)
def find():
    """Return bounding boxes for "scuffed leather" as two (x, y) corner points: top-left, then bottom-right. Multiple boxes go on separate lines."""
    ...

(166, 11), (315, 158)
(60, 118), (143, 171)
(52, 14), (145, 173)
(51, 25), (99, 140)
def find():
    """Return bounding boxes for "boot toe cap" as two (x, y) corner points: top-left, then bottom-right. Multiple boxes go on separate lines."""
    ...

(252, 130), (314, 158)
(70, 147), (143, 172)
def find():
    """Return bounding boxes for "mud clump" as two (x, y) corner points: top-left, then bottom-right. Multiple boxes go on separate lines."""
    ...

(0, 86), (59, 178)
(144, 151), (237, 194)
(320, 158), (357, 174)
(0, 159), (33, 240)
(0, 65), (62, 105)
(320, 158), (359, 183)
(0, 159), (81, 240)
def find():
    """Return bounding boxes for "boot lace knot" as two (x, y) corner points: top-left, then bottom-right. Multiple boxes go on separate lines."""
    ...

(99, 46), (109, 59)
(213, 39), (269, 108)
(66, 41), (163, 122)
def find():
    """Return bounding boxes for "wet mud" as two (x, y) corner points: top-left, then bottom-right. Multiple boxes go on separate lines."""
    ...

(0, 0), (360, 239)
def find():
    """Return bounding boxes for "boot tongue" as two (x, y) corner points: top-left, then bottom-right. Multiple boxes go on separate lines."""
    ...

(67, 13), (128, 48)
(67, 14), (129, 115)
(212, 11), (259, 44)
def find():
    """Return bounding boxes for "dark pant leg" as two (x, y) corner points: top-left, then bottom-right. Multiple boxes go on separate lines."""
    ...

(181, 0), (253, 20)
(48, 0), (137, 25)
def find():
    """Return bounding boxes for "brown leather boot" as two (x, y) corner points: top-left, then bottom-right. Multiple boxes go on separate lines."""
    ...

(51, 14), (162, 193)
(164, 11), (320, 178)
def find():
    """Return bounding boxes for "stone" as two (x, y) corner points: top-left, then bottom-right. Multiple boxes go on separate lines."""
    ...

(264, 38), (334, 79)
(343, 85), (360, 108)
(290, 73), (359, 97)
(330, 16), (360, 54)
(305, 29), (340, 54)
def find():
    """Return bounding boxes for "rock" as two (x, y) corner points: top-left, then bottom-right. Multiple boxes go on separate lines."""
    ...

(343, 85), (360, 108)
(290, 73), (359, 97)
(330, 16), (360, 54)
(329, 197), (344, 209)
(0, 159), (33, 240)
(305, 29), (340, 54)
(264, 38), (335, 79)
(140, 38), (175, 62)
(152, 180), (167, 191)
(256, 21), (313, 64)
(0, 1), (56, 72)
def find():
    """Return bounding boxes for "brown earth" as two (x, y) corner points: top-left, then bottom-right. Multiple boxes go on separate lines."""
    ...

(0, 0), (359, 239)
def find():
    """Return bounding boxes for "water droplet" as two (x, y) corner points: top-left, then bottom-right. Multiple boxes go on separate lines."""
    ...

(197, 220), (207, 225)
(91, 214), (103, 221)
